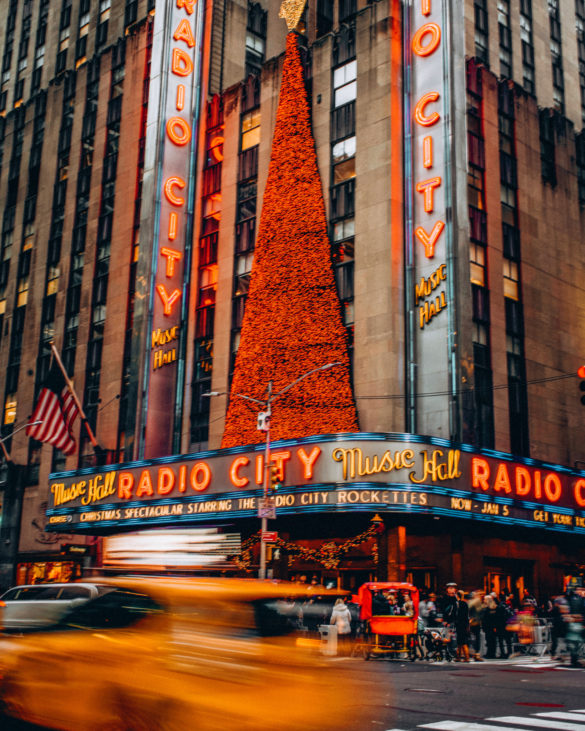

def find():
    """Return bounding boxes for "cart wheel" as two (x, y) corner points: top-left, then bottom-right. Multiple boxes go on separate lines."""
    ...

(363, 647), (371, 660)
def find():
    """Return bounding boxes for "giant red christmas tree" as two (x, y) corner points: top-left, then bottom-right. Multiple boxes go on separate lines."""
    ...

(221, 32), (358, 448)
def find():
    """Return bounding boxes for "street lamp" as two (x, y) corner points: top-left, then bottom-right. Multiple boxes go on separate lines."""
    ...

(205, 362), (340, 579)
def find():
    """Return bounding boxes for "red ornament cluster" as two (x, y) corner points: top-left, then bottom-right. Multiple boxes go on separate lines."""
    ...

(221, 33), (358, 447)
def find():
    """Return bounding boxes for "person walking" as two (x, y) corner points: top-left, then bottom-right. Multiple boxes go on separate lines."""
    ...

(420, 592), (438, 627)
(482, 593), (498, 658)
(442, 582), (459, 658)
(455, 590), (471, 661)
(330, 597), (352, 656)
(468, 591), (485, 661)
(495, 595), (512, 658)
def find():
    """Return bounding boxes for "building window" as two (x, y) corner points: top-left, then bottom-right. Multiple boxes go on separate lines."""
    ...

(520, 4), (535, 94)
(333, 60), (356, 108)
(241, 109), (260, 150)
(245, 2), (266, 77)
(474, 0), (489, 64)
(317, 0), (334, 36)
(498, 0), (512, 77)
(3, 395), (16, 425)
(539, 110), (556, 186)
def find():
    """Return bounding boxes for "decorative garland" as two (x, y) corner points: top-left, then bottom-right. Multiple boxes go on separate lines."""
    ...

(232, 523), (380, 572)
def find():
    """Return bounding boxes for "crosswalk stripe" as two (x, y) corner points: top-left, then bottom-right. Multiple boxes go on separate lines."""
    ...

(537, 715), (585, 723)
(487, 716), (585, 731)
(420, 723), (527, 731)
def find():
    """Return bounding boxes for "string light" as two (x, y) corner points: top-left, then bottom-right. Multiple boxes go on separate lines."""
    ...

(278, 0), (308, 31)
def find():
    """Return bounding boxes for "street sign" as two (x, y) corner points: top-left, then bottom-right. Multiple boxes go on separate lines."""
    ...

(257, 498), (276, 519)
(261, 531), (278, 542)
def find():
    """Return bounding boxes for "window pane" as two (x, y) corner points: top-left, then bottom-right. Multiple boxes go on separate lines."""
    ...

(334, 80), (357, 108)
(333, 157), (356, 184)
(332, 136), (356, 162)
(242, 127), (260, 150)
(333, 60), (357, 89)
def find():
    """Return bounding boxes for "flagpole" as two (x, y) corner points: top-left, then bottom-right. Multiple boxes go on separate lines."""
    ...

(49, 343), (100, 449)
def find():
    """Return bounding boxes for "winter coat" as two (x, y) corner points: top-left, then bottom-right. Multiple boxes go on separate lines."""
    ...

(330, 604), (352, 635)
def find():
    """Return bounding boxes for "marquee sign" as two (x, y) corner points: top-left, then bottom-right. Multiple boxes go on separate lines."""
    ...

(46, 434), (585, 533)
(142, 0), (205, 457)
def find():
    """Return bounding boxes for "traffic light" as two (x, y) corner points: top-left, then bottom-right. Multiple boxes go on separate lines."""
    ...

(579, 366), (585, 405)
(268, 465), (280, 494)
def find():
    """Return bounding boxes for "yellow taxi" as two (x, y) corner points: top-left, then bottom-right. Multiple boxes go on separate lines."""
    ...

(0, 576), (362, 730)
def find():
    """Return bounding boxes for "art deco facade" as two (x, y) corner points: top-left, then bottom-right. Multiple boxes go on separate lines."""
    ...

(0, 0), (584, 595)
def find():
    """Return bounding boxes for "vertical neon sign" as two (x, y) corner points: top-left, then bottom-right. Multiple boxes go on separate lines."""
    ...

(142, 0), (205, 458)
(407, 0), (454, 438)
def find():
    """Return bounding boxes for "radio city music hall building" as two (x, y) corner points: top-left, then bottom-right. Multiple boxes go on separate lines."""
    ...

(0, 0), (584, 596)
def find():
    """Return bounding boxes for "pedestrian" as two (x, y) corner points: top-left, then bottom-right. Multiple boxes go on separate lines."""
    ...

(330, 597), (352, 655)
(455, 590), (471, 661)
(564, 586), (585, 667)
(550, 594), (567, 659)
(467, 590), (485, 661)
(442, 582), (459, 657)
(495, 595), (512, 658)
(482, 593), (498, 658)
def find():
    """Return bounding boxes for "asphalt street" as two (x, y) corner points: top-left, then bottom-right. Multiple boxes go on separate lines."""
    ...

(337, 654), (585, 731)
(1, 654), (583, 731)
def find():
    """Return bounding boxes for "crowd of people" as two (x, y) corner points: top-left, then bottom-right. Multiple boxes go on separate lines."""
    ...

(275, 574), (585, 665)
(418, 581), (585, 666)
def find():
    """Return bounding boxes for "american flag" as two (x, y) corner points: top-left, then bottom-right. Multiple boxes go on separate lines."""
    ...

(26, 361), (79, 455)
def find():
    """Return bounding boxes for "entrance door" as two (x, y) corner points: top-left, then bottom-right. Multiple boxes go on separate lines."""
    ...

(484, 558), (533, 603)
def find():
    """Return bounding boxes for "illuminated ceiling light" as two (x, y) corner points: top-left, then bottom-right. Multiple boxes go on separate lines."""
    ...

(279, 0), (308, 31)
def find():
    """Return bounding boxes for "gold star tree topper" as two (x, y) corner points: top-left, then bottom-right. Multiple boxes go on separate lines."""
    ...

(279, 0), (308, 31)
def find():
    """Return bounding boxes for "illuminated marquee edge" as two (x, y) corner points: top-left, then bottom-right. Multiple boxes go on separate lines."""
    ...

(46, 432), (585, 533)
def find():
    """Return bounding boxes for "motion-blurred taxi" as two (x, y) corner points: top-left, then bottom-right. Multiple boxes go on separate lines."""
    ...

(0, 576), (362, 731)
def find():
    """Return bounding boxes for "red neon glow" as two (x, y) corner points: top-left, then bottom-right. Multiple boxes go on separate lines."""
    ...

(173, 18), (195, 47)
(176, 0), (195, 14)
(298, 446), (321, 479)
(230, 457), (250, 488)
(412, 23), (441, 57)
(416, 176), (441, 212)
(221, 33), (358, 447)
(166, 116), (192, 146)
(136, 470), (155, 497)
(515, 467), (531, 495)
(118, 472), (134, 499)
(160, 247), (182, 277)
(168, 212), (178, 240)
(157, 467), (175, 495)
(414, 220), (444, 258)
(156, 284), (182, 315)
(575, 479), (585, 507)
(471, 458), (489, 490)
(493, 463), (512, 493)
(414, 91), (440, 127)
(176, 85), (185, 111)
(423, 136), (433, 168)
(164, 177), (186, 206)
(421, 0), (431, 15)
(172, 48), (193, 76)
(210, 136), (224, 162)
(544, 474), (561, 502)
(190, 463), (211, 491)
